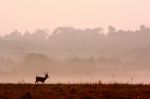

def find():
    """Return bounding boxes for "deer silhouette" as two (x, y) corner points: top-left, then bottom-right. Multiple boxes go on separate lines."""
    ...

(35, 72), (49, 84)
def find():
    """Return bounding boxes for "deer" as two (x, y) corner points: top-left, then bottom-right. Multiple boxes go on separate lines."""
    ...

(35, 72), (49, 84)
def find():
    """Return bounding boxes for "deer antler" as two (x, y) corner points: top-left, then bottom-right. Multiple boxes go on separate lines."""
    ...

(44, 71), (46, 74)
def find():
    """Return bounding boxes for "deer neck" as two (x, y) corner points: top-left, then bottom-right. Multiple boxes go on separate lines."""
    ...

(44, 76), (47, 80)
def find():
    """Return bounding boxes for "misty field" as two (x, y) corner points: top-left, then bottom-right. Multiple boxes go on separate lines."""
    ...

(0, 83), (150, 99)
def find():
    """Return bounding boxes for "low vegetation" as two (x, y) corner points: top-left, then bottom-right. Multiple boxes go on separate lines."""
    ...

(0, 83), (150, 99)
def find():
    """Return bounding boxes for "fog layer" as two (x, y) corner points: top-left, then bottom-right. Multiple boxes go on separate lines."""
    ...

(0, 25), (150, 83)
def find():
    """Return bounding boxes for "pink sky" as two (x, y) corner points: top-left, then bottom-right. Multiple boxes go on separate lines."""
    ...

(0, 0), (149, 35)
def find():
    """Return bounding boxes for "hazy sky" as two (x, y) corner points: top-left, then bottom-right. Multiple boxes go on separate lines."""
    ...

(0, 0), (149, 35)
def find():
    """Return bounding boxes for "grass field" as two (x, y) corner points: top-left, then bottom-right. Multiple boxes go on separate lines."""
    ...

(0, 83), (150, 99)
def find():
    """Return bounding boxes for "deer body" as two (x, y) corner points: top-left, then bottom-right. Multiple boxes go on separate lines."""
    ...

(35, 73), (49, 84)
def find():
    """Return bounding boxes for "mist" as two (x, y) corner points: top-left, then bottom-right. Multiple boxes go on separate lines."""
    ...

(0, 25), (150, 83)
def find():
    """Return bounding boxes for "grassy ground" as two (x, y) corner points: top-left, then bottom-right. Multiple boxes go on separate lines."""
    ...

(0, 83), (150, 99)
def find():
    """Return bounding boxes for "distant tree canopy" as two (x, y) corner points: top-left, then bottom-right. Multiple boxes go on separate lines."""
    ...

(0, 25), (149, 41)
(0, 25), (150, 57)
